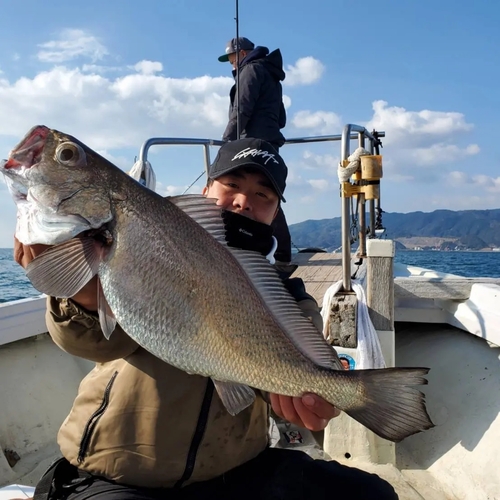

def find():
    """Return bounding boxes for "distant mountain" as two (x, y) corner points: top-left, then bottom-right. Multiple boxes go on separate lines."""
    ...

(289, 209), (500, 251)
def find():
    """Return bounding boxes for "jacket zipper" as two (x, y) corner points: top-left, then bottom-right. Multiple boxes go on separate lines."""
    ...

(174, 379), (214, 489)
(77, 371), (118, 464)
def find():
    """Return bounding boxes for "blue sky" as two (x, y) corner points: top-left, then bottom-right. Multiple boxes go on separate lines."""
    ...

(0, 0), (498, 247)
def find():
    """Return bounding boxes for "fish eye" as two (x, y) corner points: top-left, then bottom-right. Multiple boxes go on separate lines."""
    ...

(55, 142), (86, 167)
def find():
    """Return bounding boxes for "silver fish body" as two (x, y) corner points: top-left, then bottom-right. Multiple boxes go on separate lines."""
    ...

(1, 126), (435, 442)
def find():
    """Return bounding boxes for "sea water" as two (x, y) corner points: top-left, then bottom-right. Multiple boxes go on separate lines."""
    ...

(1, 248), (499, 303)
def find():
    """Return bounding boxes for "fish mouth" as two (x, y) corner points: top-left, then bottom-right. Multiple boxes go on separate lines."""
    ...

(1, 126), (51, 202)
(2, 125), (50, 171)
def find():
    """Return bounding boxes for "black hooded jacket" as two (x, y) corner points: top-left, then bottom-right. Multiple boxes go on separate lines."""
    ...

(223, 47), (287, 148)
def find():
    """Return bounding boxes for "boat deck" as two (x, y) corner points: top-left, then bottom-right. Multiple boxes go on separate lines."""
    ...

(290, 252), (345, 304)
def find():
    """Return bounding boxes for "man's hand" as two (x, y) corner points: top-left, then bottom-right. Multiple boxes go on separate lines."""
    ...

(13, 236), (98, 311)
(14, 236), (49, 268)
(269, 393), (340, 431)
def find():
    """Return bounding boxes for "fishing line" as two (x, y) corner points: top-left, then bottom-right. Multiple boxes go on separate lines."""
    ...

(182, 171), (206, 195)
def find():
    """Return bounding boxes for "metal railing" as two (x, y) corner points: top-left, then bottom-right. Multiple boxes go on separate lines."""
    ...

(138, 138), (224, 175)
(136, 125), (385, 293)
(340, 125), (384, 291)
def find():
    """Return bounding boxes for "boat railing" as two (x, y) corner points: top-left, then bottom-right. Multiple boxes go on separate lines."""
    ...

(137, 125), (385, 291)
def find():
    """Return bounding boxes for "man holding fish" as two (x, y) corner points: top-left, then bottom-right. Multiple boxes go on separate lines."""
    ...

(6, 130), (410, 499)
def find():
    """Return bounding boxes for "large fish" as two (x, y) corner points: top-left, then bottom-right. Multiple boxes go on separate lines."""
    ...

(1, 125), (434, 442)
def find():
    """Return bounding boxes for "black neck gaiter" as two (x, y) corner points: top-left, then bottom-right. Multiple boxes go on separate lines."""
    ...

(222, 210), (275, 257)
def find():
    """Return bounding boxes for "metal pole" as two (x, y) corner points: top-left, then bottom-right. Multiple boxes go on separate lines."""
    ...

(368, 139), (376, 238)
(341, 125), (353, 291)
(234, 0), (241, 140)
(358, 132), (366, 257)
(285, 131), (385, 145)
(203, 144), (212, 176)
(373, 135), (382, 236)
(138, 137), (225, 164)
(136, 132), (385, 164)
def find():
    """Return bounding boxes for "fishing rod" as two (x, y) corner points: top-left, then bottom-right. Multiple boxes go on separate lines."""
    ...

(235, 0), (241, 140)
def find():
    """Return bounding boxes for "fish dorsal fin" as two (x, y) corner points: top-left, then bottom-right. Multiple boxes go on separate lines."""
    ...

(167, 194), (227, 242)
(229, 247), (343, 370)
(168, 194), (342, 371)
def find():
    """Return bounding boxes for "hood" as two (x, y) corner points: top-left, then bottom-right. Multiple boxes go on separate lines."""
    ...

(233, 47), (286, 81)
(241, 45), (269, 65)
(262, 49), (286, 81)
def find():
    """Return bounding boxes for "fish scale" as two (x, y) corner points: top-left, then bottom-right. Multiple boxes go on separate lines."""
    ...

(97, 192), (395, 417)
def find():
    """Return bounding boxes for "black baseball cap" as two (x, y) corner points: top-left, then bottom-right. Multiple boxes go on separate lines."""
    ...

(218, 37), (255, 62)
(208, 138), (287, 202)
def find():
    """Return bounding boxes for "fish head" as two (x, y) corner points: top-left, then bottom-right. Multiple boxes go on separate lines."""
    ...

(1, 125), (117, 245)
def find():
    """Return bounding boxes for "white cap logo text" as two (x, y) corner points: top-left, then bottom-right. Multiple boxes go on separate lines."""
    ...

(232, 148), (279, 165)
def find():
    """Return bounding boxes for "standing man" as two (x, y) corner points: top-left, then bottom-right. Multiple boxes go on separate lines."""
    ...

(219, 36), (287, 151)
(219, 37), (291, 262)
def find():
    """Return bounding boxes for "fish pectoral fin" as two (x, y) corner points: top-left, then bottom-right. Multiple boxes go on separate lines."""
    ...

(26, 236), (101, 298)
(97, 279), (116, 339)
(212, 380), (256, 415)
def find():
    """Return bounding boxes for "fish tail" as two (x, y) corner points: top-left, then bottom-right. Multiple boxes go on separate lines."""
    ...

(339, 368), (434, 442)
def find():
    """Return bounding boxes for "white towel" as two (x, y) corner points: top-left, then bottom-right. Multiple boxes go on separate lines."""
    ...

(352, 281), (386, 369)
(129, 159), (157, 191)
(321, 280), (386, 369)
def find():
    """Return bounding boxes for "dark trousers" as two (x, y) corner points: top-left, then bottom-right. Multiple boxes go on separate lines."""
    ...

(51, 448), (398, 500)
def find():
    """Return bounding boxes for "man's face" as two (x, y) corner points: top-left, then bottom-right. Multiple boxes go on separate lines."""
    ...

(202, 169), (280, 225)
(228, 50), (247, 70)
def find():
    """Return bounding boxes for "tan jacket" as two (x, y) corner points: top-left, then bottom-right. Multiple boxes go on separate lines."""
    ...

(47, 293), (322, 489)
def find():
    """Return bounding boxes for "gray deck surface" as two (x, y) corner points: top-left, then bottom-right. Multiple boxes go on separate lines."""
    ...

(290, 252), (344, 304)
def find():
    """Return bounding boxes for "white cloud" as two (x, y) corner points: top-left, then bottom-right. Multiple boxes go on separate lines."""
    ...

(282, 94), (292, 109)
(424, 193), (500, 210)
(82, 64), (124, 74)
(284, 57), (325, 86)
(449, 170), (469, 186)
(409, 142), (480, 166)
(133, 60), (163, 75)
(0, 40), (495, 246)
(366, 100), (474, 147)
(465, 144), (481, 155)
(300, 150), (339, 174)
(299, 195), (316, 204)
(307, 179), (329, 191)
(284, 151), (338, 196)
(37, 29), (108, 63)
(95, 149), (132, 171)
(283, 151), (340, 200)
(471, 174), (500, 193)
(430, 170), (500, 194)
(0, 65), (232, 150)
(292, 110), (342, 134)
(156, 183), (191, 197)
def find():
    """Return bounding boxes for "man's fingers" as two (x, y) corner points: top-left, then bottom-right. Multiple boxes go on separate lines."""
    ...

(292, 397), (328, 431)
(270, 393), (285, 420)
(13, 237), (51, 269)
(278, 395), (300, 425)
(303, 393), (341, 420)
(270, 393), (339, 432)
(13, 236), (24, 266)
